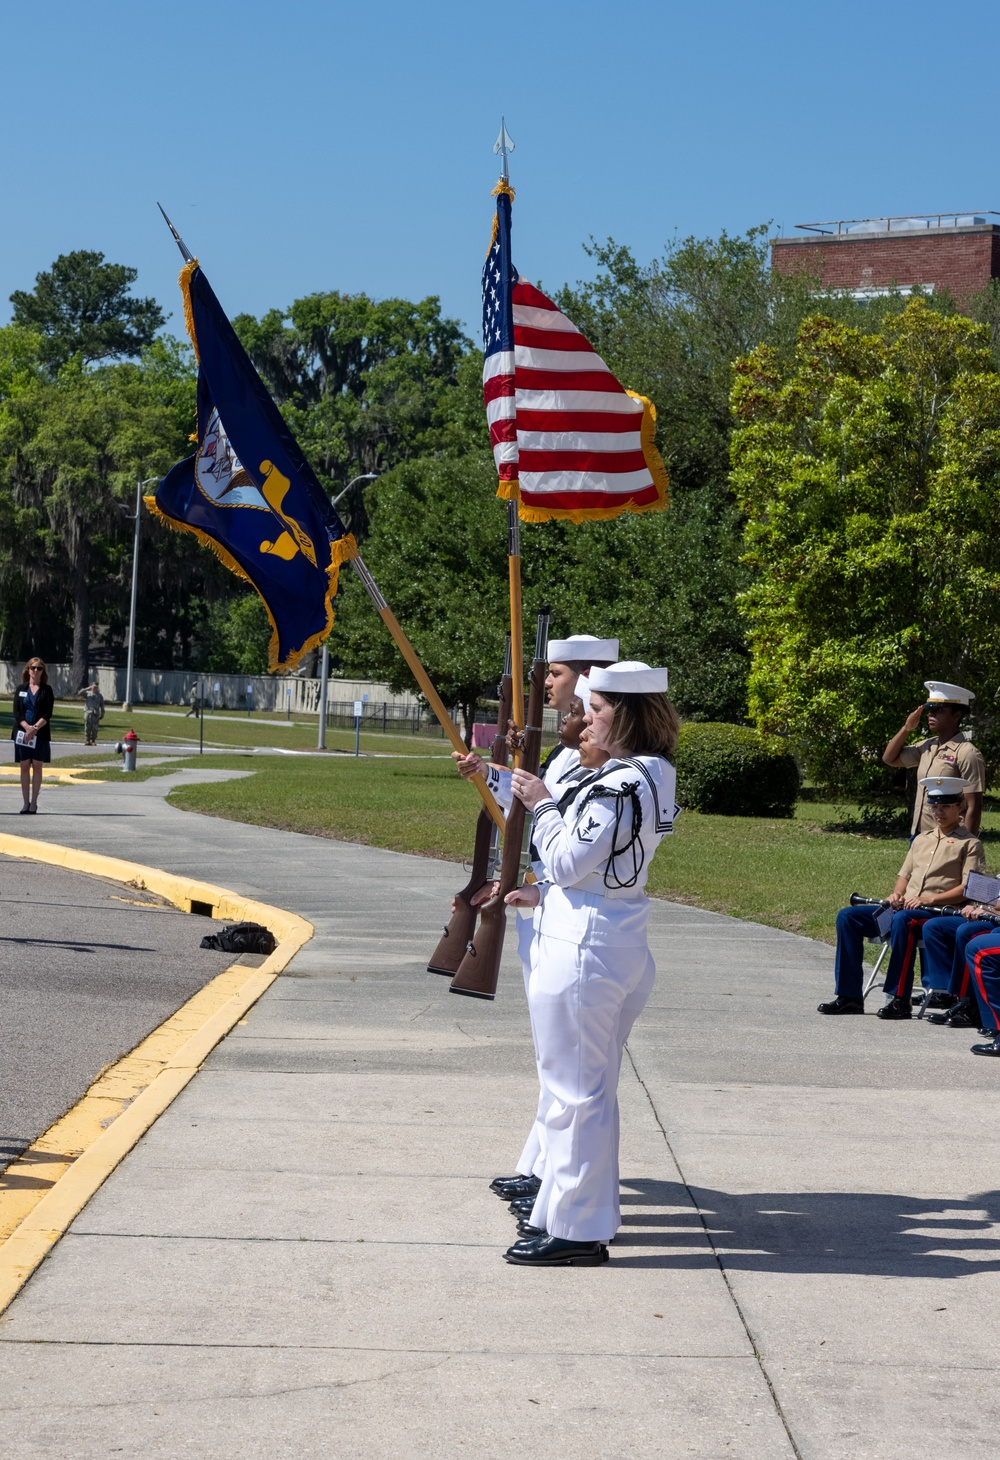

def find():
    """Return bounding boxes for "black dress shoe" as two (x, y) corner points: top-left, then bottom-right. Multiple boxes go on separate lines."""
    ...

(918, 990), (955, 1010)
(503, 1234), (609, 1266)
(971, 1035), (1000, 1056)
(516, 1220), (546, 1238)
(941, 1001), (980, 1028)
(981, 1028), (998, 1039)
(817, 996), (865, 1015)
(18, 806), (30, 815)
(490, 1174), (541, 1200)
(876, 997), (912, 1020)
(508, 1196), (536, 1217)
(928, 998), (974, 1025)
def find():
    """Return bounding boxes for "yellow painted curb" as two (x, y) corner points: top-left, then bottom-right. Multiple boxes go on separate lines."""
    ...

(0, 835), (313, 1316)
(0, 766), (104, 784)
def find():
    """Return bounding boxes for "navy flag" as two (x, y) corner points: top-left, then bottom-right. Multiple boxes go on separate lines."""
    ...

(147, 261), (357, 672)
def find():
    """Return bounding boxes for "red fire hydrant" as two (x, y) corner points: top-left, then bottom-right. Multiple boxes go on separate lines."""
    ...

(121, 728), (139, 772)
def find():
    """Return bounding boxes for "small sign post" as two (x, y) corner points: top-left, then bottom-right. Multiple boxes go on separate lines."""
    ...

(354, 699), (363, 757)
(286, 685), (292, 721)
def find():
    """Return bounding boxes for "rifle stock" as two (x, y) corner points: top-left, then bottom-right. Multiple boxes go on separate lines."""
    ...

(450, 610), (549, 1000)
(427, 644), (512, 975)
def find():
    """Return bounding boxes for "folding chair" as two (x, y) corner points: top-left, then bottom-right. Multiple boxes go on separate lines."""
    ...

(862, 934), (890, 1002)
(861, 920), (930, 1008)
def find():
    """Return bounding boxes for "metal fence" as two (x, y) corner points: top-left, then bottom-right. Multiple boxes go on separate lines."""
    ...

(323, 700), (455, 736)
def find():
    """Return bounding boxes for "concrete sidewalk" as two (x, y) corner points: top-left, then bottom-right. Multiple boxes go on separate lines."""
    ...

(2, 773), (1000, 1457)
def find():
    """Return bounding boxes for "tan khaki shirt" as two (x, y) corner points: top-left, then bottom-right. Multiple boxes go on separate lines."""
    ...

(898, 825), (986, 901)
(889, 735), (986, 835)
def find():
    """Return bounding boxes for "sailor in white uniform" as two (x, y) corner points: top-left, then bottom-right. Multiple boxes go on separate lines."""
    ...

(453, 634), (619, 1206)
(502, 661), (678, 1267)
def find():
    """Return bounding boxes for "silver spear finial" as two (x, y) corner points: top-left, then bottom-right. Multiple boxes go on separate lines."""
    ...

(493, 116), (515, 182)
(157, 202), (195, 263)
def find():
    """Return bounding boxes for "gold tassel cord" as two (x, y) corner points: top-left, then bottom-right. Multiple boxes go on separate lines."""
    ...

(179, 260), (200, 362)
(485, 180), (516, 258)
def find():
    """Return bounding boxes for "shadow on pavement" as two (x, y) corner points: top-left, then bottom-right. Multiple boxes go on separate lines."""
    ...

(614, 1176), (1000, 1276)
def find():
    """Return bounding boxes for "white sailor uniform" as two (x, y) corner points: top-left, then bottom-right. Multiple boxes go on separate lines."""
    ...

(514, 741), (584, 1178)
(525, 753), (676, 1243)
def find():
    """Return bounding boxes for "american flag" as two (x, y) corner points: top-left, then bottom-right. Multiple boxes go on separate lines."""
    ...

(482, 187), (668, 523)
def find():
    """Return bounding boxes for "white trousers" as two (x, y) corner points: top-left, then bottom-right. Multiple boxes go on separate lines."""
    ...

(528, 933), (655, 1242)
(515, 911), (548, 1179)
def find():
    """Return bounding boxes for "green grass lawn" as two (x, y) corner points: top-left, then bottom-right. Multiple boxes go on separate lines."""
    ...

(166, 753), (482, 862)
(48, 702), (454, 757)
(155, 753), (1000, 945)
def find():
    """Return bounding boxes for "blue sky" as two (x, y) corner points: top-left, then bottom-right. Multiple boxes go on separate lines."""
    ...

(1, 0), (996, 342)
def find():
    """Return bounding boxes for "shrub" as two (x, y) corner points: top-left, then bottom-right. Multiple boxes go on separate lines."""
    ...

(674, 722), (799, 818)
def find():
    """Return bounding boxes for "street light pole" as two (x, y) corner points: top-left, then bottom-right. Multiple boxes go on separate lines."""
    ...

(123, 478), (159, 712)
(330, 472), (379, 509)
(318, 644), (329, 750)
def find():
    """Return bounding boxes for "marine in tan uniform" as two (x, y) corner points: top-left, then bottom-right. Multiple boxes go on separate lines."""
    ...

(883, 681), (985, 836)
(819, 776), (986, 1019)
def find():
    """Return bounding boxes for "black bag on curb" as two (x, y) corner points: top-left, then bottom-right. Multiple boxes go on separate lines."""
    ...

(200, 921), (276, 955)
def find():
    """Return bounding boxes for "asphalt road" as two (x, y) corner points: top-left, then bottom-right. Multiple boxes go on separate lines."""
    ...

(0, 858), (235, 1174)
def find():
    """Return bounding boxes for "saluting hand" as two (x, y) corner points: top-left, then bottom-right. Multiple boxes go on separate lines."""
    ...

(902, 705), (925, 734)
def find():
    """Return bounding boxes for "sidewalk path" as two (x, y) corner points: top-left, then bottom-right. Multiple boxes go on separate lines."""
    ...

(1, 774), (999, 1457)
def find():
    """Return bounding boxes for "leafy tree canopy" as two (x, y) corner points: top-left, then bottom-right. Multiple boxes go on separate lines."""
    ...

(232, 292), (478, 533)
(0, 335), (196, 683)
(10, 251), (165, 370)
(332, 453), (751, 729)
(731, 299), (1000, 800)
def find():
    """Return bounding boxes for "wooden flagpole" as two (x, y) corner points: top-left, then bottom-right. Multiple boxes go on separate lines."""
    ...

(350, 558), (506, 832)
(507, 500), (525, 764)
(493, 124), (526, 765)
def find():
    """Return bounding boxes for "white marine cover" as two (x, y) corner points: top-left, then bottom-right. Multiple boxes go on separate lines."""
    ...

(918, 775), (969, 799)
(924, 681), (974, 705)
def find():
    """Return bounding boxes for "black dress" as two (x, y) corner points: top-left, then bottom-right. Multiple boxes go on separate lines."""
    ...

(12, 683), (54, 763)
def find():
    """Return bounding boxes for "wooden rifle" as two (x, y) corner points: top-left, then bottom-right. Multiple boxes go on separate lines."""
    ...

(450, 607), (549, 1000)
(427, 638), (513, 976)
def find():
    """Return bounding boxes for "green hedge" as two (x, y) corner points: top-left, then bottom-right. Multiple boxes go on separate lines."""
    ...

(674, 722), (800, 818)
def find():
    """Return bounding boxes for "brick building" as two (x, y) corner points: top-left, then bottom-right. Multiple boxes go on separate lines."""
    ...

(771, 213), (1000, 302)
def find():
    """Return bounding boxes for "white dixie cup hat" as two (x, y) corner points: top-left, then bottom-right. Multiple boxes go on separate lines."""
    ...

(588, 661), (669, 695)
(547, 634), (619, 663)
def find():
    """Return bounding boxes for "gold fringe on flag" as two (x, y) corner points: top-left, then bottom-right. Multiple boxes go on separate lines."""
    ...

(144, 495), (357, 674)
(498, 393), (669, 524)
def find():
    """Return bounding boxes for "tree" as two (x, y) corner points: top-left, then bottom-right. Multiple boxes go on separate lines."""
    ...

(10, 252), (165, 370)
(731, 299), (1000, 801)
(330, 446), (752, 732)
(555, 229), (944, 721)
(233, 291), (475, 535)
(0, 354), (193, 686)
(331, 454), (509, 735)
(192, 593), (271, 676)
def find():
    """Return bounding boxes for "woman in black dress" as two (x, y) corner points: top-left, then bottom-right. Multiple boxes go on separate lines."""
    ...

(12, 658), (54, 814)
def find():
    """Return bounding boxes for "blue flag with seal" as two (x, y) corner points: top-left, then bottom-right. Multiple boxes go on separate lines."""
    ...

(147, 261), (357, 672)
